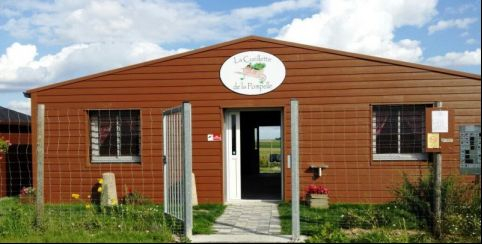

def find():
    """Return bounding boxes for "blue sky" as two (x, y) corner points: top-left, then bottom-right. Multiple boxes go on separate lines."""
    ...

(0, 0), (480, 115)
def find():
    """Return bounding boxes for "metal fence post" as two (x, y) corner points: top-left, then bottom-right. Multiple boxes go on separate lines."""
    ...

(35, 104), (45, 227)
(434, 101), (443, 238)
(291, 99), (300, 241)
(182, 102), (193, 239)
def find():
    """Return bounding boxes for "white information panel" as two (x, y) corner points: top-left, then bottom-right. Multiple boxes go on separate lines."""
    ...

(432, 110), (449, 133)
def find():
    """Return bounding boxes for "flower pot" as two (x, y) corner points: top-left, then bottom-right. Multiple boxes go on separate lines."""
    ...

(19, 195), (35, 204)
(308, 194), (329, 209)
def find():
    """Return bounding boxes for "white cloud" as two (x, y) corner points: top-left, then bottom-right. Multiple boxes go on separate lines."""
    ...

(445, 3), (478, 15)
(2, 0), (223, 44)
(0, 0), (320, 93)
(231, 0), (319, 21)
(428, 18), (478, 34)
(276, 0), (437, 62)
(1, 0), (479, 99)
(1, 0), (317, 45)
(425, 48), (481, 67)
(0, 42), (188, 91)
(466, 38), (478, 45)
(7, 99), (31, 115)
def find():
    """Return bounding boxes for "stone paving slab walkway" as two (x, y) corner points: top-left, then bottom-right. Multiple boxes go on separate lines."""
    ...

(213, 200), (281, 235)
(191, 200), (307, 243)
(192, 234), (301, 243)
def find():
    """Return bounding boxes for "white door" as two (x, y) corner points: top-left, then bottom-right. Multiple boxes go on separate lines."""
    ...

(225, 111), (241, 201)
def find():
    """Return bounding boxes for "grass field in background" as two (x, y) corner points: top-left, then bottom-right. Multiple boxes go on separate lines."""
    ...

(259, 139), (281, 174)
(259, 139), (281, 148)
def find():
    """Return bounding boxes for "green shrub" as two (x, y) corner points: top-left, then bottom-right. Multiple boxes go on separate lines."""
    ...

(0, 138), (11, 153)
(394, 173), (481, 240)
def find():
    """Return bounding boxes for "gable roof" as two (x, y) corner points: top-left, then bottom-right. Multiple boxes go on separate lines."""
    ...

(0, 106), (31, 125)
(25, 35), (481, 96)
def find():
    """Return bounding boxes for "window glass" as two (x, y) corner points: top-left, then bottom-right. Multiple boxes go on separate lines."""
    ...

(120, 111), (140, 156)
(89, 110), (140, 163)
(373, 104), (428, 160)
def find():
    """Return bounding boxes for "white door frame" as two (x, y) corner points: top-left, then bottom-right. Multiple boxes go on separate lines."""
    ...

(224, 111), (241, 202)
(223, 108), (284, 203)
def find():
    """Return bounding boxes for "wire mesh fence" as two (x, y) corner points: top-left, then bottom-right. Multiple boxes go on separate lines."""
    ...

(298, 103), (481, 241)
(0, 105), (190, 242)
(163, 103), (193, 240)
(0, 101), (480, 242)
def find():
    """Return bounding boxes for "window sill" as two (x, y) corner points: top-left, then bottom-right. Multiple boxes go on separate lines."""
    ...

(91, 156), (141, 164)
(373, 153), (428, 161)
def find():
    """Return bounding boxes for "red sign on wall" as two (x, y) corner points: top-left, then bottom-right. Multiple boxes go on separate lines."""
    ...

(207, 134), (222, 142)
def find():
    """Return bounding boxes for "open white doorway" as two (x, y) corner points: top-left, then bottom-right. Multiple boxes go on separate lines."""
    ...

(224, 109), (282, 202)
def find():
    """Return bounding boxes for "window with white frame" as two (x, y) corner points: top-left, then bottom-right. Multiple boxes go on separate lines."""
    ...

(89, 110), (140, 163)
(372, 104), (429, 161)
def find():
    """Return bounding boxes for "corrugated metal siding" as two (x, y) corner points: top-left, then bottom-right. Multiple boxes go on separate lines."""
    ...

(31, 39), (481, 204)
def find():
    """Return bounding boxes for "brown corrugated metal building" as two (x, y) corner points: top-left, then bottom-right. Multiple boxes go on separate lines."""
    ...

(25, 36), (481, 204)
(0, 107), (32, 197)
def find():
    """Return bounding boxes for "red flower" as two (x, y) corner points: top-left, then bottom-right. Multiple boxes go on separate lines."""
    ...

(306, 184), (329, 195)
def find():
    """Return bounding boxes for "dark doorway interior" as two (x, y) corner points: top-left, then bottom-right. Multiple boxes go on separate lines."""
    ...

(6, 144), (33, 196)
(240, 111), (281, 200)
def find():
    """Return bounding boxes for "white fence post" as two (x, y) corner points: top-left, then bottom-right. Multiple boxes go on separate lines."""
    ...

(35, 104), (45, 227)
(291, 99), (300, 241)
(183, 102), (193, 239)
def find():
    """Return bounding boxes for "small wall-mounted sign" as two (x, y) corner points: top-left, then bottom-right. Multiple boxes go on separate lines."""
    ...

(432, 110), (449, 133)
(441, 138), (454, 143)
(425, 107), (454, 153)
(207, 134), (222, 142)
(220, 51), (286, 95)
(427, 133), (440, 149)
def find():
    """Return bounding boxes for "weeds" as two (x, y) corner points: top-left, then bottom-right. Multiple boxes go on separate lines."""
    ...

(394, 173), (481, 241)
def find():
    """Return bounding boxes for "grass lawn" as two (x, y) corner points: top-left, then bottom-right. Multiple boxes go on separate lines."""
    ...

(193, 204), (226, 234)
(0, 197), (173, 243)
(278, 202), (436, 243)
(279, 202), (481, 243)
(0, 197), (225, 242)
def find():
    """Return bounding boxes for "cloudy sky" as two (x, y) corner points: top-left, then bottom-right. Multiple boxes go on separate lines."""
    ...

(0, 0), (480, 115)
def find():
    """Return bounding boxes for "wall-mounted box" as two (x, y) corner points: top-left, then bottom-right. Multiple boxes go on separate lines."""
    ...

(460, 125), (481, 175)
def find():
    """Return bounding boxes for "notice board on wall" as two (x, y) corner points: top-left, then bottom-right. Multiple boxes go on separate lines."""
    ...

(425, 107), (454, 153)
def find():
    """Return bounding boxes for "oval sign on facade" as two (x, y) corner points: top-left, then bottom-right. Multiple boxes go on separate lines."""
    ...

(220, 51), (286, 95)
